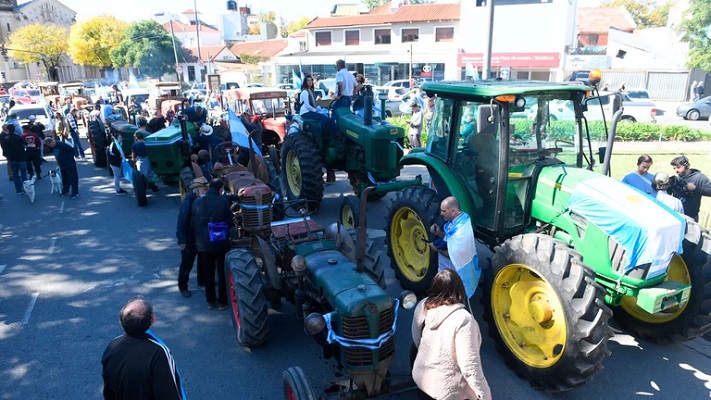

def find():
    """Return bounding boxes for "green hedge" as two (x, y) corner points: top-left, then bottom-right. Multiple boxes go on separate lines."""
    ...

(388, 115), (429, 149)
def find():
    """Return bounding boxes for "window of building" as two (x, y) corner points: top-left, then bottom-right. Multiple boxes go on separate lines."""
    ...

(435, 27), (454, 42)
(588, 34), (599, 45)
(6, 23), (10, 32)
(402, 28), (419, 43)
(315, 31), (332, 47)
(374, 29), (391, 45)
(345, 30), (360, 46)
(299, 41), (307, 51)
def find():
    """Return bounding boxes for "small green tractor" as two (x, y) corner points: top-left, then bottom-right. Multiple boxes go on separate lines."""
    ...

(280, 88), (421, 210)
(385, 79), (711, 391)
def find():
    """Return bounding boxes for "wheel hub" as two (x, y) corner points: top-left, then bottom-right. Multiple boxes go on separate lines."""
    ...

(286, 150), (302, 197)
(390, 208), (430, 282)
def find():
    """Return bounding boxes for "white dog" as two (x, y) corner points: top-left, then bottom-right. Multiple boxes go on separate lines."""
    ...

(23, 175), (37, 203)
(49, 168), (62, 194)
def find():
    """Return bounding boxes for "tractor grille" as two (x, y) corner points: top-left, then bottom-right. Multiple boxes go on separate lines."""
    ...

(609, 236), (627, 274)
(239, 190), (272, 232)
(342, 306), (395, 366)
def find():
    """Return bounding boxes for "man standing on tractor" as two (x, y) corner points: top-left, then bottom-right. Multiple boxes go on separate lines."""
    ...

(621, 155), (654, 195)
(669, 155), (711, 222)
(429, 197), (481, 302)
(334, 59), (356, 109)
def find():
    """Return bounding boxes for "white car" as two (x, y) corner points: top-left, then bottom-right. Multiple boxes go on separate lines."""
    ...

(625, 88), (653, 102)
(8, 103), (55, 135)
(383, 79), (412, 89)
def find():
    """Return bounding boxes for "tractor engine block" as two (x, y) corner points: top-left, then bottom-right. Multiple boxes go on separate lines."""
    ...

(223, 170), (273, 234)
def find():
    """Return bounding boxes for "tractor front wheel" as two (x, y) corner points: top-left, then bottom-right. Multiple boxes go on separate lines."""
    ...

(282, 366), (316, 400)
(385, 185), (441, 294)
(349, 172), (386, 201)
(339, 195), (361, 229)
(481, 233), (612, 392)
(225, 249), (269, 348)
(280, 133), (324, 205)
(132, 170), (147, 207)
(615, 221), (711, 343)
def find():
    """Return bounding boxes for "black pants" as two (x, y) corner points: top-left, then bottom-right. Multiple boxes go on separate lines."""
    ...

(59, 164), (78, 196)
(26, 152), (41, 178)
(178, 247), (205, 291)
(199, 249), (228, 305)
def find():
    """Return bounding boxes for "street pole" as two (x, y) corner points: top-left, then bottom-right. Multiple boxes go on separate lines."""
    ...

(409, 43), (413, 87)
(169, 19), (183, 83)
(194, 0), (202, 81)
(483, 0), (495, 80)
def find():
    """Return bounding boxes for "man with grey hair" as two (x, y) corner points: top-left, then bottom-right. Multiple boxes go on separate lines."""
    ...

(334, 59), (356, 109)
(102, 297), (187, 399)
(653, 172), (684, 213)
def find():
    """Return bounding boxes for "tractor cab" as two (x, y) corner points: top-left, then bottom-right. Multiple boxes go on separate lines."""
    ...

(223, 88), (290, 147)
(421, 81), (603, 244)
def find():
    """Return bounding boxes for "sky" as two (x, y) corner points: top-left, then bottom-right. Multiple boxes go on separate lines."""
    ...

(33, 0), (345, 23)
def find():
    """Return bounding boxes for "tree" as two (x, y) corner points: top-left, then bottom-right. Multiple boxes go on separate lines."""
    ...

(68, 15), (129, 67)
(362, 0), (430, 9)
(601, 0), (670, 28)
(282, 17), (311, 38)
(110, 20), (182, 79)
(679, 0), (711, 71)
(7, 24), (67, 81)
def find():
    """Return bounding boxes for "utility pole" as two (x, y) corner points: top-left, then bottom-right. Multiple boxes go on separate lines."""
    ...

(194, 0), (202, 81)
(409, 43), (413, 87)
(169, 19), (183, 83)
(482, 0), (495, 80)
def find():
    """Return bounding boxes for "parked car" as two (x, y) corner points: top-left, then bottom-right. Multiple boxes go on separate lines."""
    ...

(625, 88), (653, 102)
(676, 96), (711, 120)
(317, 78), (337, 95)
(527, 92), (656, 123)
(7, 103), (55, 135)
(382, 79), (412, 89)
(371, 87), (404, 117)
(246, 83), (264, 88)
(11, 88), (42, 104)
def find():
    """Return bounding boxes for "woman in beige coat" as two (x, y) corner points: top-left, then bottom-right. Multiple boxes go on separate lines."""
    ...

(412, 269), (492, 400)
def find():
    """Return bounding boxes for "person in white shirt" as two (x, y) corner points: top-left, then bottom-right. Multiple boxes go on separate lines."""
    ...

(653, 171), (684, 213)
(407, 102), (424, 149)
(297, 75), (330, 132)
(334, 59), (356, 109)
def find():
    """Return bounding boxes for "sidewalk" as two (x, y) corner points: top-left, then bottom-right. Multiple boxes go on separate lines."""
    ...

(611, 141), (711, 153)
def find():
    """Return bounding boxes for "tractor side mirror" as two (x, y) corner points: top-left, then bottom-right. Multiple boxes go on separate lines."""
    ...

(477, 104), (499, 135)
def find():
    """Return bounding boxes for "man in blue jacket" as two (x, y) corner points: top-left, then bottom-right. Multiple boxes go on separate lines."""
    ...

(176, 176), (209, 298)
(44, 137), (79, 199)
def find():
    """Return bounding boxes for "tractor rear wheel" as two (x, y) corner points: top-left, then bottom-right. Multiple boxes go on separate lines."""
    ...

(280, 132), (323, 205)
(481, 234), (612, 392)
(385, 185), (441, 294)
(349, 172), (386, 201)
(132, 170), (147, 207)
(225, 249), (269, 348)
(614, 220), (711, 343)
(282, 366), (316, 400)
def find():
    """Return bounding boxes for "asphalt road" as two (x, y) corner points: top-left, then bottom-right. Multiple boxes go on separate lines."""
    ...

(1, 141), (711, 400)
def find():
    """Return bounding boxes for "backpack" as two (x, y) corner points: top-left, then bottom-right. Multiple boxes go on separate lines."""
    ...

(293, 91), (304, 114)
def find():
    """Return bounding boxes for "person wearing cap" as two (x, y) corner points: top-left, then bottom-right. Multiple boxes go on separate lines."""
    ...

(621, 154), (654, 196)
(652, 172), (683, 213)
(195, 124), (222, 160)
(66, 108), (86, 159)
(669, 155), (711, 221)
(407, 101), (424, 149)
(131, 131), (159, 193)
(176, 176), (209, 298)
(27, 115), (46, 161)
(190, 178), (234, 310)
(44, 137), (79, 199)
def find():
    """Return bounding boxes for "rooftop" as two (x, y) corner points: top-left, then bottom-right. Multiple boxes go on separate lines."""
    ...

(230, 39), (289, 58)
(307, 3), (460, 29)
(578, 6), (637, 34)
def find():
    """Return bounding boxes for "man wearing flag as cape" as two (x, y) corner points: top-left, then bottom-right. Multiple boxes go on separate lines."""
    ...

(429, 196), (481, 300)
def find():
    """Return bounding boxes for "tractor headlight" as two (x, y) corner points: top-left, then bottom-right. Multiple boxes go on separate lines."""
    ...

(399, 291), (418, 310)
(304, 312), (326, 335)
(291, 255), (306, 275)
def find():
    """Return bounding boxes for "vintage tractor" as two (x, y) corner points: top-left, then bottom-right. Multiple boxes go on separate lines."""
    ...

(219, 163), (417, 398)
(384, 78), (711, 391)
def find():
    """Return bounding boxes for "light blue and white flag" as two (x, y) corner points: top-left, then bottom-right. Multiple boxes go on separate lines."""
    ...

(228, 109), (261, 156)
(443, 212), (480, 298)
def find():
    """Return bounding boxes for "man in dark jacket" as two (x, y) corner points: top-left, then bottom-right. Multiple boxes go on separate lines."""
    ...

(21, 125), (42, 180)
(1, 124), (28, 194)
(669, 155), (711, 221)
(44, 137), (79, 198)
(27, 115), (46, 161)
(191, 178), (234, 309)
(108, 134), (128, 195)
(0, 125), (13, 181)
(176, 176), (209, 298)
(102, 297), (186, 400)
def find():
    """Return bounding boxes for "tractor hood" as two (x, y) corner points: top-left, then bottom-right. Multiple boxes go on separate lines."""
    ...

(305, 250), (392, 317)
(535, 167), (685, 278)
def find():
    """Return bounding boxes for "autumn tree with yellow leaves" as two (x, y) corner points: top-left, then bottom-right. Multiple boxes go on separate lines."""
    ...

(7, 23), (68, 81)
(68, 15), (128, 67)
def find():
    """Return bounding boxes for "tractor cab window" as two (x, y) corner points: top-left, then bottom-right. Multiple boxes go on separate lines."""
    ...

(425, 97), (454, 160)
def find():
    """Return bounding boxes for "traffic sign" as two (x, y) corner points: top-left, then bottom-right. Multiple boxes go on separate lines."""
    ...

(422, 64), (432, 73)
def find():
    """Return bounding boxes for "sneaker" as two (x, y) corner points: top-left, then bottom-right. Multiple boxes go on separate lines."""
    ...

(180, 290), (192, 298)
(116, 189), (128, 196)
(217, 303), (229, 311)
(70, 194), (79, 199)
(207, 302), (217, 310)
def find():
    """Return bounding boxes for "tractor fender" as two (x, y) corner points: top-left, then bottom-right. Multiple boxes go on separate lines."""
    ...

(399, 152), (479, 224)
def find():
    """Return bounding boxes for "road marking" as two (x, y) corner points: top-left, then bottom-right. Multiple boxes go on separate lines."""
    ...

(48, 237), (57, 254)
(59, 201), (65, 214)
(0, 265), (5, 274)
(21, 292), (39, 325)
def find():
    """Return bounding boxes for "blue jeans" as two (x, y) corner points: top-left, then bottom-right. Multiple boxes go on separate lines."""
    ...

(70, 130), (85, 158)
(11, 161), (27, 193)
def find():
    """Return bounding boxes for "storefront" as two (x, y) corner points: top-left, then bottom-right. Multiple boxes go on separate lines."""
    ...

(457, 52), (561, 81)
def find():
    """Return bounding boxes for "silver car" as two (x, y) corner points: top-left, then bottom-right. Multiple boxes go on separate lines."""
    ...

(676, 96), (711, 120)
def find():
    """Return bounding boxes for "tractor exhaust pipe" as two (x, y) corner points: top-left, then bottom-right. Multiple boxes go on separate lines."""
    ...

(363, 85), (373, 126)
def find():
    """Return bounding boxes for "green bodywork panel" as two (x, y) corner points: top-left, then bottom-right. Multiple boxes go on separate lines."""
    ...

(636, 281), (691, 314)
(421, 80), (592, 98)
(144, 121), (197, 177)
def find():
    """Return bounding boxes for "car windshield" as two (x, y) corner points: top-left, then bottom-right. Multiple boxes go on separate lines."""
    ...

(627, 90), (650, 99)
(133, 94), (149, 104)
(14, 108), (47, 120)
(28, 90), (40, 97)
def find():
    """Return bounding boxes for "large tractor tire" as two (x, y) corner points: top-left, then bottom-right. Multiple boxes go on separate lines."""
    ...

(280, 132), (324, 205)
(264, 159), (282, 198)
(385, 185), (442, 294)
(614, 219), (711, 343)
(132, 170), (147, 207)
(481, 234), (612, 392)
(339, 195), (361, 229)
(282, 366), (316, 400)
(349, 172), (386, 201)
(225, 249), (269, 348)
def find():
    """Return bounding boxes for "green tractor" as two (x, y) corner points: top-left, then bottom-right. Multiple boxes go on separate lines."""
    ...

(385, 79), (711, 391)
(280, 88), (421, 211)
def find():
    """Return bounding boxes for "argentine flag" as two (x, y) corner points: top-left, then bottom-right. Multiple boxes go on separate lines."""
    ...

(228, 109), (262, 156)
(443, 212), (480, 298)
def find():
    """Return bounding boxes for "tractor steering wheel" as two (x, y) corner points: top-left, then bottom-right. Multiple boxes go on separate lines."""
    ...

(211, 141), (241, 165)
(282, 199), (320, 219)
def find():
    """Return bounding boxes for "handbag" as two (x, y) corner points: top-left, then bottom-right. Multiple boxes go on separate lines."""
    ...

(208, 221), (229, 242)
